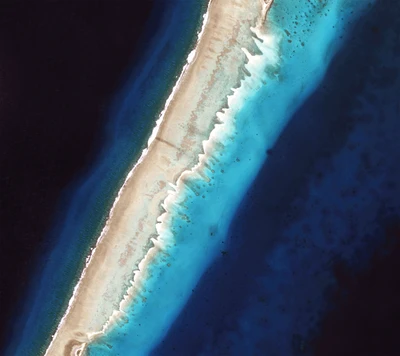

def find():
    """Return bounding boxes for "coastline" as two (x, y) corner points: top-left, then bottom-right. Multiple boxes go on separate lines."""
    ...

(45, 0), (267, 355)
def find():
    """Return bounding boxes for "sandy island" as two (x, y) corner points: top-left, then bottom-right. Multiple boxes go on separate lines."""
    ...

(45, 0), (273, 355)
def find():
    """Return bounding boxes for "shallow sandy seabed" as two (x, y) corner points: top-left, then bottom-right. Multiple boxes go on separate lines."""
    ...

(45, 1), (272, 355)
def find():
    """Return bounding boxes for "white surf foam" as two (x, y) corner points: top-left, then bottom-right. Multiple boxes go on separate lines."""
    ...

(88, 16), (281, 350)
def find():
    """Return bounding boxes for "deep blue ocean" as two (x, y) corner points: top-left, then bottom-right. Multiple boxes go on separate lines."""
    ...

(7, 0), (400, 355)
(6, 1), (207, 355)
(147, 1), (400, 355)
(88, 0), (400, 355)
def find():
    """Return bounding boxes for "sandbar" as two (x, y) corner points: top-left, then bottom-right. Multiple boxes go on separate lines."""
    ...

(45, 0), (272, 355)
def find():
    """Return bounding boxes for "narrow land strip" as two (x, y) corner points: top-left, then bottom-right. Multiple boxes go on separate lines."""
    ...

(45, 0), (268, 354)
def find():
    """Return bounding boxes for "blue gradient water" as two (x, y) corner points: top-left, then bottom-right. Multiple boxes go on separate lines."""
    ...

(7, 1), (207, 355)
(153, 1), (400, 355)
(11, 0), (398, 354)
(87, 1), (376, 355)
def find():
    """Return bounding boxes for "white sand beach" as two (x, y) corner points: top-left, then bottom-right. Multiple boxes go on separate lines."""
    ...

(45, 0), (273, 355)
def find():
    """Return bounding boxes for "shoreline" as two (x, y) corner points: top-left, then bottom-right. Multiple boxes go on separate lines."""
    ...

(73, 3), (214, 351)
(45, 0), (267, 354)
(44, 2), (211, 355)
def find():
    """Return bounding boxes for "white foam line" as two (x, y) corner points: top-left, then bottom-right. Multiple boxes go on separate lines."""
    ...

(87, 10), (280, 349)
(44, 2), (212, 356)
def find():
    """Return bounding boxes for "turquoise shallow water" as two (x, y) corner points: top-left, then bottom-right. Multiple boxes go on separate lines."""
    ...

(153, 0), (400, 354)
(87, 1), (375, 355)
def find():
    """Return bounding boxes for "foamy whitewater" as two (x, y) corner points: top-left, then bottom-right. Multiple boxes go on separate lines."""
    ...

(17, 0), (376, 354)
(84, 1), (374, 355)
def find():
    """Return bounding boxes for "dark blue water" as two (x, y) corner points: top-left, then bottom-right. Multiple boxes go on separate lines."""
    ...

(4, 1), (207, 355)
(151, 1), (400, 355)
(6, 0), (399, 354)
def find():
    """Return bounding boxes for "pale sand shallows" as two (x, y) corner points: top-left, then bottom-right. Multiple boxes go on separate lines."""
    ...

(45, 0), (272, 355)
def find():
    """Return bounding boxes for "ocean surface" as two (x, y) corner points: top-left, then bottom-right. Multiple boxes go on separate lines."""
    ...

(4, 0), (400, 355)
(89, 0), (398, 355)
(3, 0), (207, 355)
(147, 1), (400, 355)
